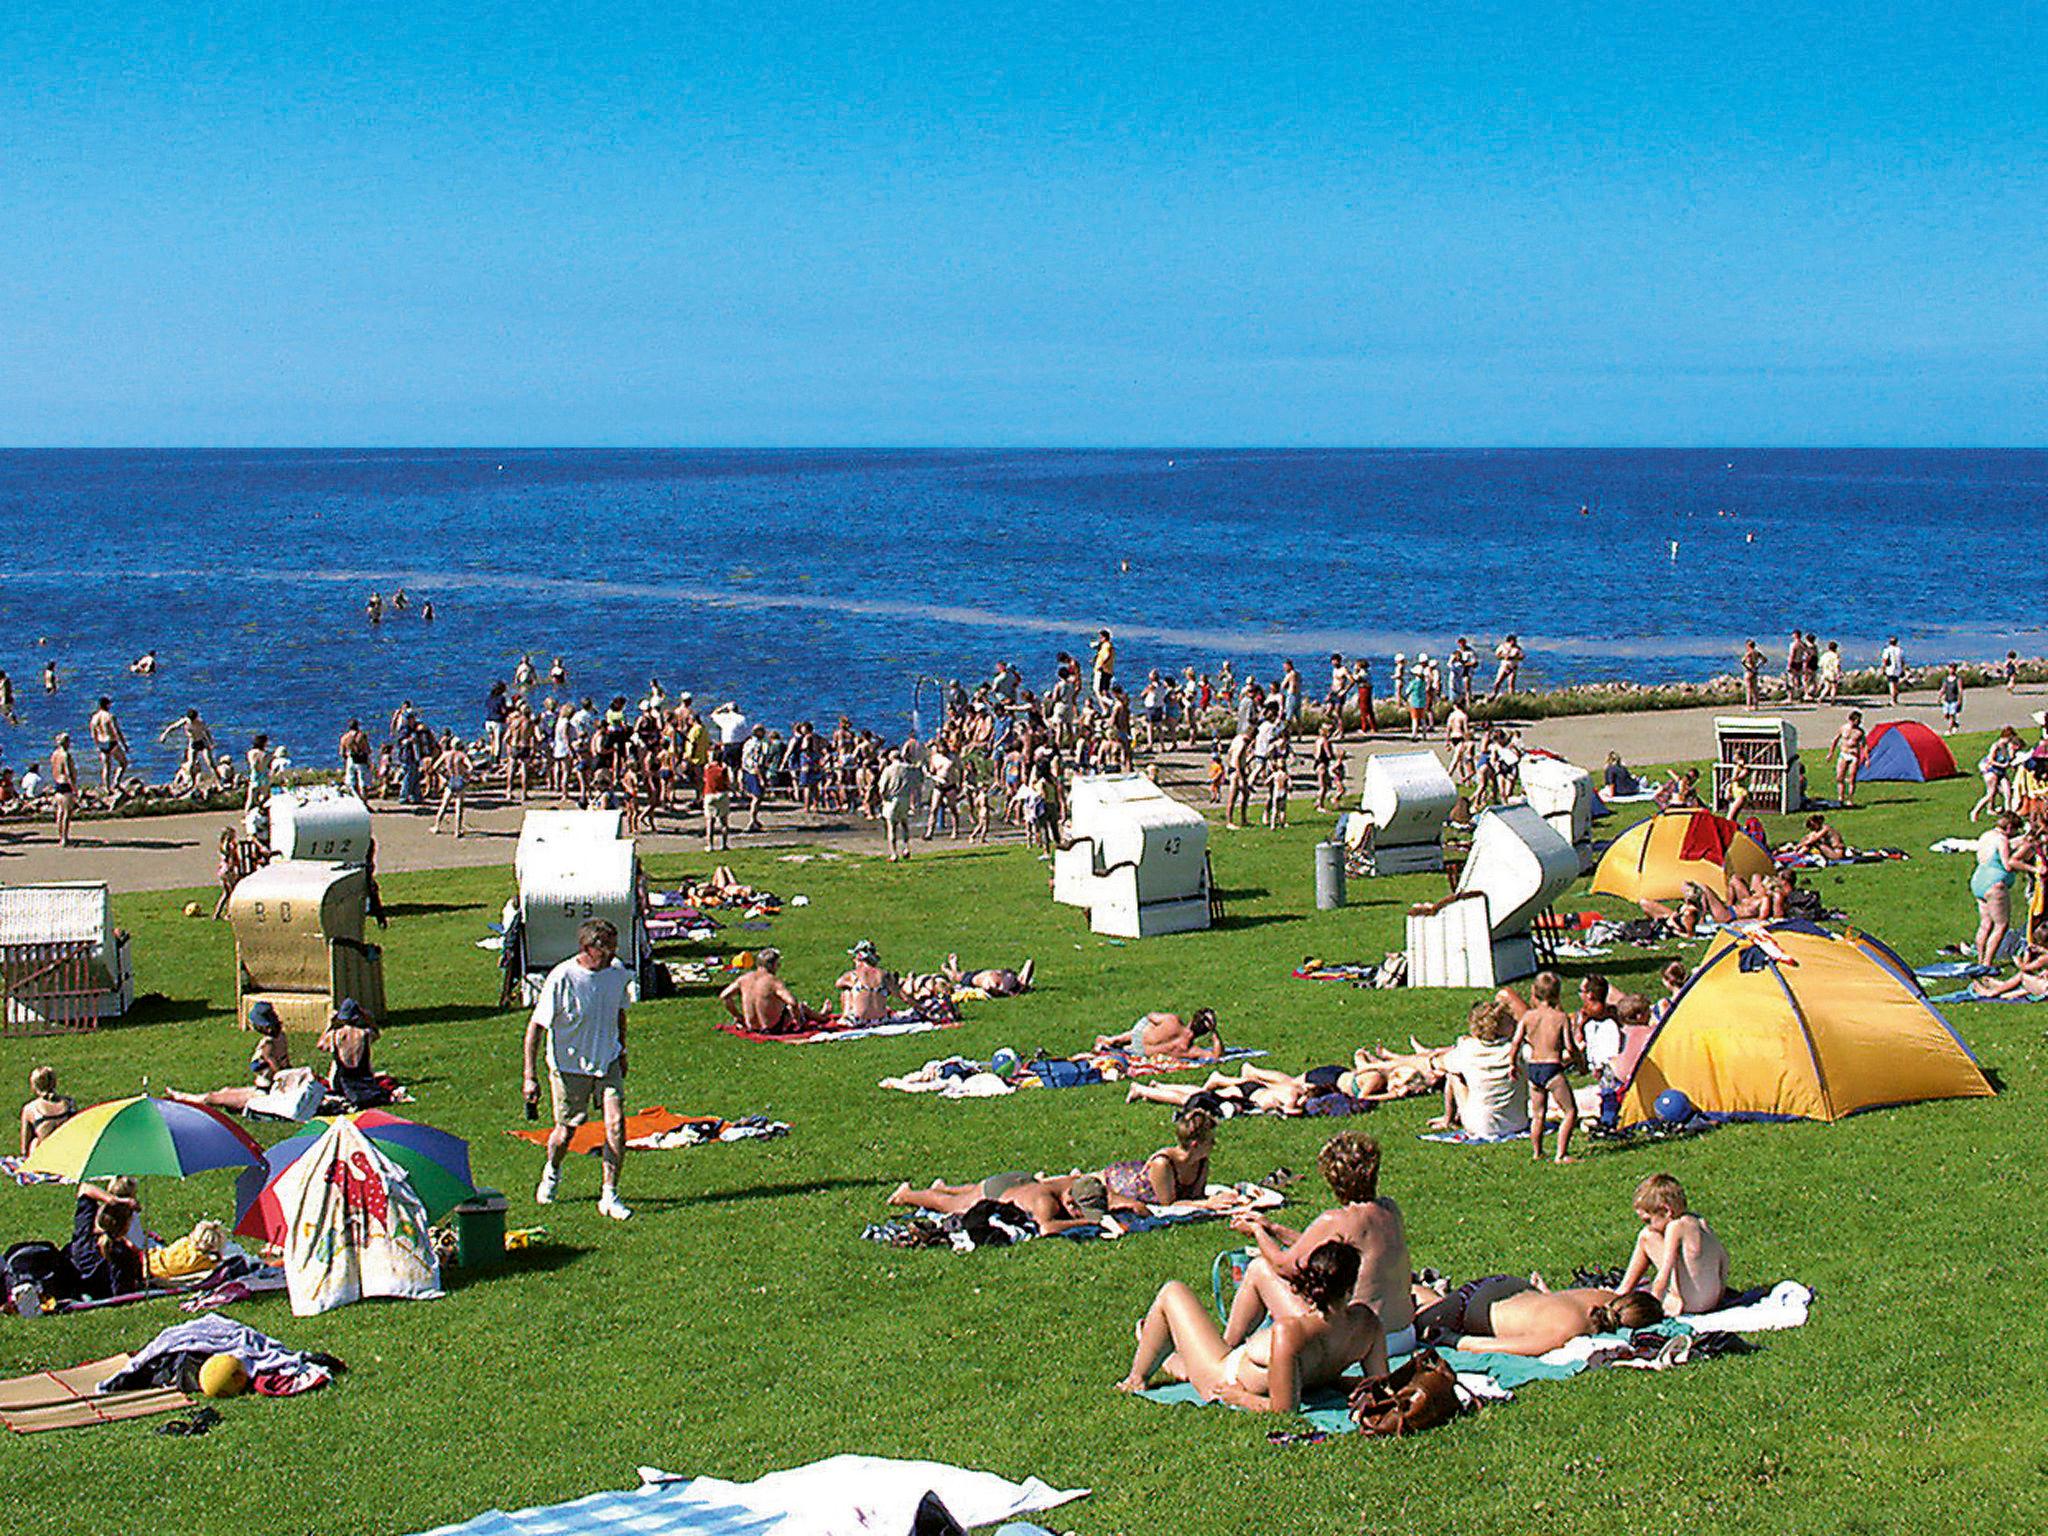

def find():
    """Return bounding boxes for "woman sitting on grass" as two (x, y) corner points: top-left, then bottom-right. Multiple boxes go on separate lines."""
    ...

(1414, 1273), (1661, 1356)
(19, 1065), (76, 1155)
(1969, 943), (2048, 999)
(1116, 1241), (1385, 1411)
(1094, 1007), (1223, 1061)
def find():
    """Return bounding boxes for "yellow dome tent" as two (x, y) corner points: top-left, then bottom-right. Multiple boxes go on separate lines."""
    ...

(1621, 921), (1995, 1125)
(1590, 809), (1773, 905)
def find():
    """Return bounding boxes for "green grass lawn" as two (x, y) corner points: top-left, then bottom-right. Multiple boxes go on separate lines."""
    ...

(5, 734), (2048, 1535)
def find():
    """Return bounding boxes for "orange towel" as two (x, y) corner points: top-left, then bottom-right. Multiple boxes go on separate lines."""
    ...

(510, 1105), (714, 1154)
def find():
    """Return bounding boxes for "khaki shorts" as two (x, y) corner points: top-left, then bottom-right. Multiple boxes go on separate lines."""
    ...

(550, 1060), (625, 1130)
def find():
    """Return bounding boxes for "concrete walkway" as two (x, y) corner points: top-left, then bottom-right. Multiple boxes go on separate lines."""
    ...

(1, 683), (2025, 894)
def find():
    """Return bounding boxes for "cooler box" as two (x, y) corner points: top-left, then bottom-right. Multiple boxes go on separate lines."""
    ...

(452, 1189), (508, 1269)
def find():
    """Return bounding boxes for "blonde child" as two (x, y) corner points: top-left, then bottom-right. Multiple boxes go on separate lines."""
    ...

(1498, 971), (1581, 1163)
(969, 782), (991, 845)
(20, 1065), (77, 1155)
(1619, 1173), (1729, 1316)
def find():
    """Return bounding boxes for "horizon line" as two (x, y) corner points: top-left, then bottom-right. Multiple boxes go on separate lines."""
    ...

(4, 442), (2046, 454)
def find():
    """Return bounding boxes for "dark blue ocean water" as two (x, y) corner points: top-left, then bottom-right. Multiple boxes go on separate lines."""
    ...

(0, 448), (2042, 775)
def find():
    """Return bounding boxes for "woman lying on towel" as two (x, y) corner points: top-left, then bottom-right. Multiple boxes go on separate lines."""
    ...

(1413, 1274), (1661, 1356)
(1116, 1241), (1386, 1411)
(940, 952), (1035, 997)
(890, 1108), (1225, 1226)
(887, 1170), (1150, 1235)
(1125, 1056), (1437, 1118)
(1094, 1007), (1223, 1061)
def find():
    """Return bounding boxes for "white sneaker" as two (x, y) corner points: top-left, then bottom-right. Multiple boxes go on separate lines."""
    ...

(535, 1168), (560, 1206)
(598, 1191), (633, 1221)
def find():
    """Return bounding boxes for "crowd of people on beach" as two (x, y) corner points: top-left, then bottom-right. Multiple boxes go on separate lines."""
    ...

(0, 616), (2029, 861)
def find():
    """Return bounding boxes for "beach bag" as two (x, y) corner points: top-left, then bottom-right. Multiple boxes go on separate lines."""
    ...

(1029, 1057), (1102, 1089)
(1348, 1349), (1462, 1437)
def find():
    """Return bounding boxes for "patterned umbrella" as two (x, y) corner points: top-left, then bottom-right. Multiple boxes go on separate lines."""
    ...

(22, 1095), (264, 1180)
(234, 1108), (474, 1242)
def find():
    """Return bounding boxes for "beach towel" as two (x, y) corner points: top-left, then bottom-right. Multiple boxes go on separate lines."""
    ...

(0, 1155), (66, 1186)
(407, 1454), (1087, 1536)
(1679, 814), (1736, 864)
(1030, 1045), (1267, 1086)
(719, 1010), (960, 1045)
(1419, 1126), (1525, 1145)
(510, 1109), (790, 1154)
(1291, 962), (1379, 983)
(1930, 837), (1980, 854)
(1914, 960), (1994, 979)
(862, 1183), (1286, 1252)
(1929, 988), (2047, 1004)
(0, 1355), (191, 1435)
(1679, 1280), (1813, 1333)
(278, 1118), (443, 1317)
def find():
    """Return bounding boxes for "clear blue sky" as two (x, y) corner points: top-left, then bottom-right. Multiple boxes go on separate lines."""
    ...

(4, 2), (2043, 445)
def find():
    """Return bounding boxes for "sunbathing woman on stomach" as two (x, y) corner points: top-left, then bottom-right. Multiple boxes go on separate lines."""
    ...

(1415, 1275), (1660, 1355)
(1116, 1241), (1385, 1411)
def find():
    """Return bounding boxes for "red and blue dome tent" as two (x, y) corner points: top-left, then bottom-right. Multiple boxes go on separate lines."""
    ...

(1860, 720), (1957, 782)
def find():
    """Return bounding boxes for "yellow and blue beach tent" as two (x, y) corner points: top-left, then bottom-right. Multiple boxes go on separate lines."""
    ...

(1621, 920), (1995, 1124)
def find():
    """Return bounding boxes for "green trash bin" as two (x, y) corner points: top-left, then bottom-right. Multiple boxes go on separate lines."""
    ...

(451, 1189), (508, 1270)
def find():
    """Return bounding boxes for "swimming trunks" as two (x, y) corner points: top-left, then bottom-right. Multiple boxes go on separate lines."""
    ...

(980, 1170), (1032, 1200)
(1526, 1061), (1566, 1089)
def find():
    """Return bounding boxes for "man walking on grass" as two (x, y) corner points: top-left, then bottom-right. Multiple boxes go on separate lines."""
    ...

(524, 918), (633, 1220)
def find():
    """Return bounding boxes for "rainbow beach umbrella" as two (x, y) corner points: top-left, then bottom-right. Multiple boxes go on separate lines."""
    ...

(235, 1108), (475, 1243)
(23, 1095), (265, 1181)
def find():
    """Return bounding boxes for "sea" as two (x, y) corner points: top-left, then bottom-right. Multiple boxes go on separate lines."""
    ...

(0, 448), (2042, 776)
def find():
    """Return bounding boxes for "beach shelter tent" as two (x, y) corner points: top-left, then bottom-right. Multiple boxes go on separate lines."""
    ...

(1621, 920), (1995, 1125)
(1589, 810), (1773, 905)
(1861, 720), (1958, 782)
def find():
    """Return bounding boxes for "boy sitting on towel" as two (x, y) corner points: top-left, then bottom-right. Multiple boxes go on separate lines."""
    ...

(1619, 1173), (1729, 1316)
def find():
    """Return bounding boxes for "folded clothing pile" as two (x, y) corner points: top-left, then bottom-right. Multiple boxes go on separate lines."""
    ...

(100, 1312), (342, 1397)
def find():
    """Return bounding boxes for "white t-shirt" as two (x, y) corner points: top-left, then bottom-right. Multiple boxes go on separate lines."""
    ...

(1443, 1037), (1529, 1139)
(1583, 1017), (1623, 1074)
(713, 710), (749, 746)
(1880, 644), (1904, 677)
(531, 957), (630, 1075)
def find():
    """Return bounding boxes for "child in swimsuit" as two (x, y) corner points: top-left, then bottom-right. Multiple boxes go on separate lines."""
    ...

(1498, 972), (1582, 1164)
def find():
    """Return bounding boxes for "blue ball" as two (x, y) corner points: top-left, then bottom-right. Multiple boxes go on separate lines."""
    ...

(1653, 1088), (1696, 1125)
(990, 1047), (1020, 1079)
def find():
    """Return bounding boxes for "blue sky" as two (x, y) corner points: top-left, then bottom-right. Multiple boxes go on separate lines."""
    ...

(3, 2), (2043, 445)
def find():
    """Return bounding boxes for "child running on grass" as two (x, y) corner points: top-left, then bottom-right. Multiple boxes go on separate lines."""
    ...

(1497, 971), (1581, 1163)
(1619, 1173), (1729, 1316)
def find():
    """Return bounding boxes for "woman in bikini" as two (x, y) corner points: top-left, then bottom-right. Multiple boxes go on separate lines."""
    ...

(1116, 1241), (1385, 1412)
(19, 1066), (76, 1155)
(837, 940), (899, 1023)
(48, 733), (79, 847)
(1414, 1274), (1661, 1356)
(1126, 1056), (1437, 1118)
(1094, 1007), (1223, 1061)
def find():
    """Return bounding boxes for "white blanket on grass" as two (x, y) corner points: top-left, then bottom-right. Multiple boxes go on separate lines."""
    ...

(412, 1455), (1086, 1536)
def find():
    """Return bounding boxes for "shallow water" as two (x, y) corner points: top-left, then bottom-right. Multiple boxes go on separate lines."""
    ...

(0, 447), (2039, 773)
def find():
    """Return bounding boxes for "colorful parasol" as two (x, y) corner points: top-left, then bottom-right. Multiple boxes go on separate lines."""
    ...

(234, 1108), (475, 1241)
(22, 1095), (265, 1180)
